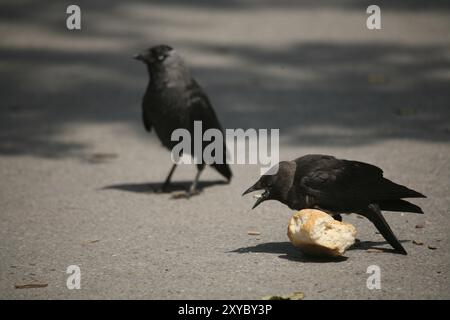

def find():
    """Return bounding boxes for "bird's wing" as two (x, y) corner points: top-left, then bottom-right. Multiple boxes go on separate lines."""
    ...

(142, 107), (152, 132)
(141, 90), (153, 132)
(298, 158), (384, 208)
(185, 80), (232, 180)
(186, 80), (224, 132)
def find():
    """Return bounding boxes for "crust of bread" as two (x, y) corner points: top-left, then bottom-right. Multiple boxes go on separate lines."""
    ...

(287, 209), (357, 257)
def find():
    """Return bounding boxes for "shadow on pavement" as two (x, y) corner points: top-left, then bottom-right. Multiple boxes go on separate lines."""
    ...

(102, 180), (227, 193)
(232, 238), (412, 261)
(0, 0), (449, 160)
(231, 241), (348, 263)
(350, 239), (411, 254)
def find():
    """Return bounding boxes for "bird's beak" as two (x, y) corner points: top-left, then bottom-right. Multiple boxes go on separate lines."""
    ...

(242, 180), (262, 196)
(242, 181), (269, 209)
(242, 185), (258, 196)
(251, 190), (269, 209)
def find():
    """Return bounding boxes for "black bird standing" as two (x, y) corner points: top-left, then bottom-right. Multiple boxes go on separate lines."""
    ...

(134, 45), (232, 196)
(243, 154), (426, 254)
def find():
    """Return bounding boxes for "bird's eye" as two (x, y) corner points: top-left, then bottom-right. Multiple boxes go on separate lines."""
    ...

(157, 55), (165, 61)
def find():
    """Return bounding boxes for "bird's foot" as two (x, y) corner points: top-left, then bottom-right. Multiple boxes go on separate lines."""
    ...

(170, 189), (202, 199)
(187, 188), (201, 198)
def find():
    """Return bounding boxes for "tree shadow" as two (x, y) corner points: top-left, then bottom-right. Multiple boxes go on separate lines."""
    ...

(102, 179), (227, 194)
(1, 0), (449, 160)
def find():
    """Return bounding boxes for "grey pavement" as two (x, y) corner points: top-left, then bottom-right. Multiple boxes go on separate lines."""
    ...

(0, 0), (449, 299)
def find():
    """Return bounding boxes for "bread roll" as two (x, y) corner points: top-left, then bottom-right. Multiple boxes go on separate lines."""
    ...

(287, 209), (356, 257)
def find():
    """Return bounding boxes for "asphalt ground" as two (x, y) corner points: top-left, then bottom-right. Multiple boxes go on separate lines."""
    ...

(0, 0), (449, 299)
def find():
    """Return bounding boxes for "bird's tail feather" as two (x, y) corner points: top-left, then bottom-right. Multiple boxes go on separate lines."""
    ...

(360, 204), (407, 255)
(212, 163), (232, 181)
(378, 199), (424, 214)
(381, 178), (426, 199)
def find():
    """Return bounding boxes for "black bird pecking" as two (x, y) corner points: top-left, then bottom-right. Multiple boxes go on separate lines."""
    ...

(242, 154), (426, 255)
(134, 45), (232, 196)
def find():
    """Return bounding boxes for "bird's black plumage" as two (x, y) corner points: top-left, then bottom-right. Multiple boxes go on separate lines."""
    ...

(243, 154), (426, 255)
(135, 45), (232, 195)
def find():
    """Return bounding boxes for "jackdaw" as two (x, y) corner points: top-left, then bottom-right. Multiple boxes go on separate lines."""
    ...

(134, 45), (232, 196)
(243, 154), (426, 255)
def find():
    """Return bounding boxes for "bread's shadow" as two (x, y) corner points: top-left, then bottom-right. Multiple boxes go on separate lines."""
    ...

(231, 242), (348, 263)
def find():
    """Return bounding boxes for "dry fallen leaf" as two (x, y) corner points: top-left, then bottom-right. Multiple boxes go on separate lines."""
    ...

(415, 224), (425, 229)
(15, 283), (48, 289)
(262, 291), (304, 300)
(170, 190), (201, 199)
(413, 240), (424, 245)
(170, 191), (188, 199)
(428, 245), (437, 250)
(87, 153), (118, 164)
(247, 231), (260, 236)
(368, 74), (387, 84)
(366, 248), (384, 253)
(394, 107), (417, 117)
(82, 239), (101, 246)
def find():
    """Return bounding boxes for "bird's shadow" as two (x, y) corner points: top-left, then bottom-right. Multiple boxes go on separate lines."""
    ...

(231, 239), (411, 262)
(350, 239), (411, 254)
(230, 242), (348, 263)
(101, 180), (227, 194)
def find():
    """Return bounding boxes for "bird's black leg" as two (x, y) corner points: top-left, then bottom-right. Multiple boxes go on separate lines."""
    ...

(360, 204), (407, 255)
(161, 164), (177, 192)
(187, 164), (204, 197)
